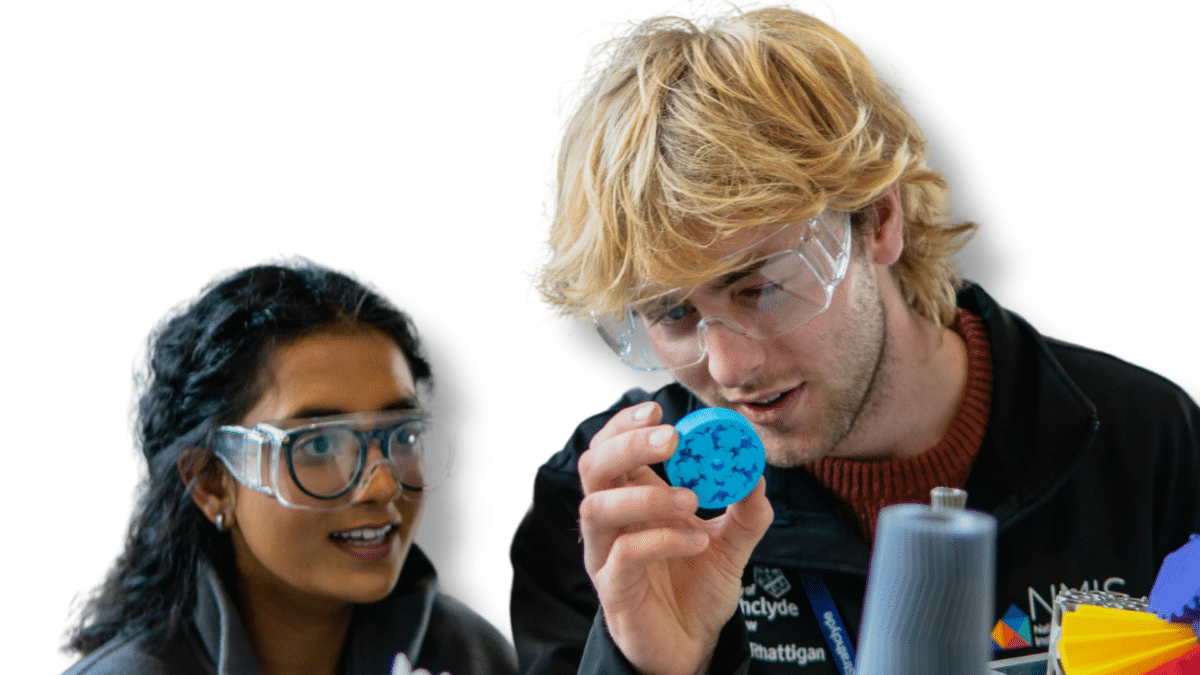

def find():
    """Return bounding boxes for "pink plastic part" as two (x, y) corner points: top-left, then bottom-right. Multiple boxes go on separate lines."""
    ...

(1143, 644), (1200, 675)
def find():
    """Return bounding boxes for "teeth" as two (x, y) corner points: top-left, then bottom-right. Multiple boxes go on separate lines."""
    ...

(754, 392), (785, 405)
(331, 524), (394, 546)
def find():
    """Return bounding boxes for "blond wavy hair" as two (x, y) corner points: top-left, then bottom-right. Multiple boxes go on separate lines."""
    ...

(538, 6), (975, 326)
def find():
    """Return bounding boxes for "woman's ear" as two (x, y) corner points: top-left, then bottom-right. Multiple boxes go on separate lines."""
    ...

(863, 182), (904, 267)
(178, 448), (236, 529)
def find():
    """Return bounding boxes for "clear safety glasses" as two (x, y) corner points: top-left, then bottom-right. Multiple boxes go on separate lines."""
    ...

(211, 409), (441, 510)
(594, 210), (852, 371)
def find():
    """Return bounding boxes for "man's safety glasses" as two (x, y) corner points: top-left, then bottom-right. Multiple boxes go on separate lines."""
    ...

(211, 409), (441, 510)
(594, 210), (852, 371)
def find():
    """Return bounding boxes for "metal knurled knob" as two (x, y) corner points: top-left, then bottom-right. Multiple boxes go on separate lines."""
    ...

(930, 486), (968, 510)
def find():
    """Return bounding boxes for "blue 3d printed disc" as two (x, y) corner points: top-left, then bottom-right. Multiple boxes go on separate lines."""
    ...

(667, 408), (765, 509)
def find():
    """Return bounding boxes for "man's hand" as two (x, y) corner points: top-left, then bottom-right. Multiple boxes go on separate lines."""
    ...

(578, 401), (774, 675)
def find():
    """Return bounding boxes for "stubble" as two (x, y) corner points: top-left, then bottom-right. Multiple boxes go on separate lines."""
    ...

(763, 262), (891, 467)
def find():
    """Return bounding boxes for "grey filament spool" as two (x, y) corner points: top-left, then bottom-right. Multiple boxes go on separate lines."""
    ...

(855, 502), (997, 675)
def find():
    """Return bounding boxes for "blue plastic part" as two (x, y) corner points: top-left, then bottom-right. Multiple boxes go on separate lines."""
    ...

(667, 408), (765, 509)
(1149, 533), (1200, 624)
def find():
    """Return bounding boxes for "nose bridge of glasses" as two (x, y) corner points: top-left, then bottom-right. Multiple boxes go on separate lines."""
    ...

(696, 317), (771, 367)
(696, 312), (755, 341)
(361, 429), (398, 474)
(698, 318), (767, 382)
(681, 283), (757, 329)
(694, 288), (784, 343)
(359, 428), (388, 457)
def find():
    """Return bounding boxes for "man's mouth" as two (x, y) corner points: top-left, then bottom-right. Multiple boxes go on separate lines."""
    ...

(740, 387), (797, 410)
(329, 523), (398, 547)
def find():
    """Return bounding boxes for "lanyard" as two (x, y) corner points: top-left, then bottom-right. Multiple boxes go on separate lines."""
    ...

(799, 575), (856, 675)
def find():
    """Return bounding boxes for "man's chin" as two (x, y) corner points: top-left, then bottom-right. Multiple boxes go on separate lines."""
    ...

(760, 428), (831, 467)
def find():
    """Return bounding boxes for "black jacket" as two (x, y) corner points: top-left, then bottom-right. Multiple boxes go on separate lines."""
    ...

(65, 546), (518, 675)
(509, 283), (1200, 675)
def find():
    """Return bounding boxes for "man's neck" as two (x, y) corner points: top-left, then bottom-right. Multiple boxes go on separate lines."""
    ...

(834, 279), (968, 461)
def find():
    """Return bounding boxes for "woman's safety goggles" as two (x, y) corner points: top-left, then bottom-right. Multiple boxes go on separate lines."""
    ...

(594, 211), (852, 371)
(211, 409), (441, 510)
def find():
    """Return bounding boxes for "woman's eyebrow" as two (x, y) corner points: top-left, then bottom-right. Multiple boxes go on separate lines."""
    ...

(287, 397), (419, 420)
(382, 398), (420, 412)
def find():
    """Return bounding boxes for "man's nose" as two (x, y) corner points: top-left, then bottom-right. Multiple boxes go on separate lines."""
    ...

(701, 320), (765, 387)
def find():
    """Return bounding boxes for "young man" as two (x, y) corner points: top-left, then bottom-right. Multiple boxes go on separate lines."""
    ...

(511, 7), (1200, 675)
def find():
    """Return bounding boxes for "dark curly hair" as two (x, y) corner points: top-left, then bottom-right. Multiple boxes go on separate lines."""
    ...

(65, 259), (433, 655)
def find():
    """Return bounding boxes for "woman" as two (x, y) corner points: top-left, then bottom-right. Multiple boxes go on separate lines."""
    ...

(64, 261), (517, 675)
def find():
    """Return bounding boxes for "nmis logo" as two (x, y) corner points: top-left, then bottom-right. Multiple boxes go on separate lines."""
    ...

(991, 605), (1033, 651)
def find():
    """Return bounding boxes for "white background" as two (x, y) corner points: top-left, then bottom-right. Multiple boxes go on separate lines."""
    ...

(3, 1), (1197, 672)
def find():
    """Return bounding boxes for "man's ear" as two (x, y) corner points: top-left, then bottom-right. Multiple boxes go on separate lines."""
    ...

(178, 447), (236, 527)
(863, 182), (904, 267)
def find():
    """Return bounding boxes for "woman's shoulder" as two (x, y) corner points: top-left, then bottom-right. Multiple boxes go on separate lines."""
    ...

(428, 592), (508, 640)
(61, 626), (213, 675)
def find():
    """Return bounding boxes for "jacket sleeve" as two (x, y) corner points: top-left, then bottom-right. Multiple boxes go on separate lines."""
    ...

(578, 609), (753, 675)
(510, 436), (600, 675)
(510, 390), (659, 675)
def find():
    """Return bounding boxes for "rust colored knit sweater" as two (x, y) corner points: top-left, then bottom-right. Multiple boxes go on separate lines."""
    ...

(805, 309), (993, 543)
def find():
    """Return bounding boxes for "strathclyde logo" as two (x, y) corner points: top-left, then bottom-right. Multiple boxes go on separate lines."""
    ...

(753, 567), (792, 599)
(991, 605), (1033, 651)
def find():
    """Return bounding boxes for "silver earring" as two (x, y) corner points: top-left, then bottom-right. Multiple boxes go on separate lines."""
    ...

(215, 513), (227, 532)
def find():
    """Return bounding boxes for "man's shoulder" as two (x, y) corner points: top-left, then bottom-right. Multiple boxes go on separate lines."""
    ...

(1046, 336), (1192, 399)
(962, 281), (1195, 418)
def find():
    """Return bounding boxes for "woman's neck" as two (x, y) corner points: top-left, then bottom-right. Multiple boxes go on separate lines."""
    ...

(235, 574), (355, 675)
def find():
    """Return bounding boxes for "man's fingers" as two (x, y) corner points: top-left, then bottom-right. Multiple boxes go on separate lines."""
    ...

(589, 402), (661, 447)
(579, 486), (700, 574)
(589, 524), (711, 592)
(579, 424), (677, 494)
(716, 478), (774, 556)
(580, 485), (698, 533)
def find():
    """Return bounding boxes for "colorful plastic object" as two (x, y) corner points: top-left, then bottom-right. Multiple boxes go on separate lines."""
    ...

(1051, 535), (1200, 674)
(1150, 535), (1200, 625)
(666, 408), (764, 509)
(1057, 605), (1199, 674)
(1143, 645), (1200, 675)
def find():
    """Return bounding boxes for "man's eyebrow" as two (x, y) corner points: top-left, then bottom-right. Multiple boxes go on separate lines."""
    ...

(288, 397), (418, 419)
(710, 258), (769, 290)
(633, 258), (772, 312)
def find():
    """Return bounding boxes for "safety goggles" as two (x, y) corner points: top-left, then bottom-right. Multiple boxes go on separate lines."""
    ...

(594, 210), (852, 371)
(211, 409), (440, 510)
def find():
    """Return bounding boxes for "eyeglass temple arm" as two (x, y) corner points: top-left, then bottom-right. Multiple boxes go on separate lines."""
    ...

(212, 428), (274, 497)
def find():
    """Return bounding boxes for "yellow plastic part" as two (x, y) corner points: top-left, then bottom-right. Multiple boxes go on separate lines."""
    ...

(1059, 605), (1199, 675)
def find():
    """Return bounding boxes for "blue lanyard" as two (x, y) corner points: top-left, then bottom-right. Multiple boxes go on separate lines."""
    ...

(799, 575), (856, 675)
